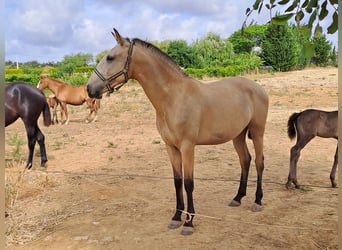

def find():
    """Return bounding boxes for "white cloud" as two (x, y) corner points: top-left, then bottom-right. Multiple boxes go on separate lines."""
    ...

(5, 0), (338, 63)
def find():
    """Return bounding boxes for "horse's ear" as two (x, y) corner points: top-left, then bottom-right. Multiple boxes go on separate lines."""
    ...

(111, 28), (125, 46)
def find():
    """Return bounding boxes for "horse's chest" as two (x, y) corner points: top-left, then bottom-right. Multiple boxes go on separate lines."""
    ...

(156, 113), (186, 146)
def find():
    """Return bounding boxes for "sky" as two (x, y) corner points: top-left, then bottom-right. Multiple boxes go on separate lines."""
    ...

(5, 0), (338, 63)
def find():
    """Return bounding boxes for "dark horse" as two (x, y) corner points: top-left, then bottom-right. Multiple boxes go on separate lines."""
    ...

(286, 109), (338, 188)
(5, 82), (51, 168)
(87, 29), (268, 235)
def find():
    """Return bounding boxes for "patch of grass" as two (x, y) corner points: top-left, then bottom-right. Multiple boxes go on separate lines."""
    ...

(6, 133), (25, 161)
(51, 141), (64, 150)
(107, 141), (118, 148)
(152, 139), (161, 144)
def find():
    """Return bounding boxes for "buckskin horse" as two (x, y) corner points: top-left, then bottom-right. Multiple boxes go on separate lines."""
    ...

(87, 29), (269, 235)
(5, 81), (51, 168)
(37, 76), (100, 124)
(286, 109), (338, 189)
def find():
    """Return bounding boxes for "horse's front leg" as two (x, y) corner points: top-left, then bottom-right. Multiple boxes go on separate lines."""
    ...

(179, 142), (195, 235)
(330, 145), (338, 188)
(166, 145), (184, 230)
(60, 102), (69, 125)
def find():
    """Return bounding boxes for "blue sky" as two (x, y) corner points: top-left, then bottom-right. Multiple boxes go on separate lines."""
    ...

(5, 0), (338, 63)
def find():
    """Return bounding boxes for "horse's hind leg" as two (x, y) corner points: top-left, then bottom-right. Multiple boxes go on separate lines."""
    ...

(24, 124), (37, 169)
(286, 135), (314, 189)
(229, 129), (251, 207)
(36, 126), (48, 167)
(330, 145), (338, 188)
(250, 130), (265, 212)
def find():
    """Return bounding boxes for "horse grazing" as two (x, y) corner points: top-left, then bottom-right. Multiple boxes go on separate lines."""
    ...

(286, 109), (338, 189)
(87, 29), (269, 235)
(5, 82), (51, 169)
(46, 95), (61, 125)
(37, 76), (100, 124)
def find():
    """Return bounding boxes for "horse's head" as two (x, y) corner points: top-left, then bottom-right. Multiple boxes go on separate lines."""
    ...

(37, 77), (48, 90)
(87, 28), (133, 99)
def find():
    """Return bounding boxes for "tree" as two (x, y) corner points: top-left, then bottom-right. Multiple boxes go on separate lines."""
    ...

(96, 50), (109, 64)
(229, 24), (267, 54)
(166, 40), (193, 68)
(311, 35), (332, 66)
(261, 23), (299, 71)
(191, 32), (234, 68)
(246, 0), (338, 35)
(56, 53), (93, 76)
(245, 0), (337, 62)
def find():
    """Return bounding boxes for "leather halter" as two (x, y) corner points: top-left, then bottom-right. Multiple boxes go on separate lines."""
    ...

(93, 40), (134, 95)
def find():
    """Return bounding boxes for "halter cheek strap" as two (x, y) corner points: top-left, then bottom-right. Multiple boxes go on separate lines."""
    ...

(93, 40), (134, 95)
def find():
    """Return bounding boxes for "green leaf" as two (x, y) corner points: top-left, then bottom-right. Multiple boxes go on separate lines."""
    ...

(301, 0), (309, 8)
(298, 25), (312, 38)
(328, 0), (338, 5)
(308, 9), (317, 27)
(303, 42), (315, 59)
(318, 0), (328, 20)
(295, 10), (304, 22)
(314, 23), (322, 37)
(307, 0), (318, 8)
(278, 0), (291, 4)
(271, 13), (294, 25)
(253, 0), (261, 10)
(285, 0), (299, 12)
(327, 12), (338, 34)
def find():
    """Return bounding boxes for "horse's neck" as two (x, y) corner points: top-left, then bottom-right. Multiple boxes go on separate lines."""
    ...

(47, 79), (65, 93)
(131, 48), (190, 111)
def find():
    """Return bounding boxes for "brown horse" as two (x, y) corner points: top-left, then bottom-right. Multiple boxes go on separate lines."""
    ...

(46, 95), (61, 125)
(87, 29), (269, 235)
(286, 109), (338, 189)
(37, 76), (100, 124)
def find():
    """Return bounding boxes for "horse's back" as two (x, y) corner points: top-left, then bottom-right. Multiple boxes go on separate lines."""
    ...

(297, 109), (338, 139)
(5, 82), (47, 125)
(202, 77), (268, 119)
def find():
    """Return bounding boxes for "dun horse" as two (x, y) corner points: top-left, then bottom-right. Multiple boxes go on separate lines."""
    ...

(87, 29), (269, 235)
(286, 109), (338, 188)
(5, 82), (51, 168)
(37, 76), (100, 124)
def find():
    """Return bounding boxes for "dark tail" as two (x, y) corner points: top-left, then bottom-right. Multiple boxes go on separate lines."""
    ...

(287, 112), (301, 140)
(42, 102), (52, 126)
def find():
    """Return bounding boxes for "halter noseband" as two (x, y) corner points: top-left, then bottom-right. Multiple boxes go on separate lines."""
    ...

(93, 40), (134, 95)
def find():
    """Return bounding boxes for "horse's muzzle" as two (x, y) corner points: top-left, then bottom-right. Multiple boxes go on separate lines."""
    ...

(87, 85), (102, 99)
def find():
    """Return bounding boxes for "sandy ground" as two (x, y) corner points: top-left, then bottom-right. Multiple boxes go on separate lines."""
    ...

(5, 67), (338, 249)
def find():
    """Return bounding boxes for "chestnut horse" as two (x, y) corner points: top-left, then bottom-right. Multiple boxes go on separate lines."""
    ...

(87, 29), (269, 235)
(37, 76), (100, 124)
(286, 109), (338, 188)
(5, 81), (51, 168)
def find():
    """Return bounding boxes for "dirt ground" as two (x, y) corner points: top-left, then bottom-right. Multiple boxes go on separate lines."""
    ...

(5, 67), (338, 249)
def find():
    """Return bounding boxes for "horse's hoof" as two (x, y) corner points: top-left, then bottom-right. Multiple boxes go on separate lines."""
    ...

(180, 226), (194, 236)
(228, 200), (241, 207)
(251, 203), (263, 212)
(168, 220), (182, 229)
(26, 163), (33, 169)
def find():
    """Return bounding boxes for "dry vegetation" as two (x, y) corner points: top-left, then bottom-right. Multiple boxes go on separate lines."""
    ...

(5, 67), (338, 249)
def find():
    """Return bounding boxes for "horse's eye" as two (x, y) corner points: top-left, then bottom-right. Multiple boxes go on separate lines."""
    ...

(106, 55), (114, 62)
